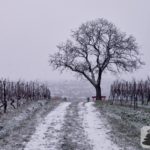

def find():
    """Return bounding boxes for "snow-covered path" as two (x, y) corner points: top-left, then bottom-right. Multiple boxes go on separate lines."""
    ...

(24, 101), (123, 150)
(1, 100), (137, 150)
(24, 102), (70, 150)
(79, 102), (121, 150)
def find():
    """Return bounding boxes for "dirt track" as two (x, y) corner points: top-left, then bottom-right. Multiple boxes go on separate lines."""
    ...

(0, 100), (139, 150)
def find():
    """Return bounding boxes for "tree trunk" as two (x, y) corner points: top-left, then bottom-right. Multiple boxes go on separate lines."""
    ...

(3, 81), (7, 113)
(95, 85), (101, 100)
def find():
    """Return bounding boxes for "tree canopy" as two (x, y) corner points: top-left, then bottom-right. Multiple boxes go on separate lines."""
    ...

(49, 18), (144, 99)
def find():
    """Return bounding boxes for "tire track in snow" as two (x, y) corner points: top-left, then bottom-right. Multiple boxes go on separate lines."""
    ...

(79, 102), (121, 150)
(24, 102), (70, 150)
(59, 102), (93, 150)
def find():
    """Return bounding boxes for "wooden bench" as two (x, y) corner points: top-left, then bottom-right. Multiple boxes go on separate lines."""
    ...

(92, 96), (106, 101)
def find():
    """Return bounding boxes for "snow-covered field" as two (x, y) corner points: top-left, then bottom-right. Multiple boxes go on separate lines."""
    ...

(0, 99), (61, 150)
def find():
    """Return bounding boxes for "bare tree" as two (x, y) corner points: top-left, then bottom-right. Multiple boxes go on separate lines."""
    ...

(49, 18), (144, 100)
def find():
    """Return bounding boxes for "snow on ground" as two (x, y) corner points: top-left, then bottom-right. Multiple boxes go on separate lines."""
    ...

(0, 100), (47, 140)
(79, 102), (121, 150)
(95, 101), (145, 150)
(24, 102), (70, 150)
(0, 100), (138, 150)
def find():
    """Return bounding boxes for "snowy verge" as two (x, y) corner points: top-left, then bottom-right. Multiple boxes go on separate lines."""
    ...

(24, 102), (71, 150)
(0, 100), (48, 138)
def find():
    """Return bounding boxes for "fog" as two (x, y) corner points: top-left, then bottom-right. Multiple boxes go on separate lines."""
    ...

(0, 0), (150, 86)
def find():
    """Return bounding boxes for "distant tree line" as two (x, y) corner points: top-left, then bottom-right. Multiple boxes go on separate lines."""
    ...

(0, 79), (51, 113)
(109, 78), (150, 109)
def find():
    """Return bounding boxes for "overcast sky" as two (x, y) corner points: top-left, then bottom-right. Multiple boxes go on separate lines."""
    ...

(0, 0), (150, 82)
